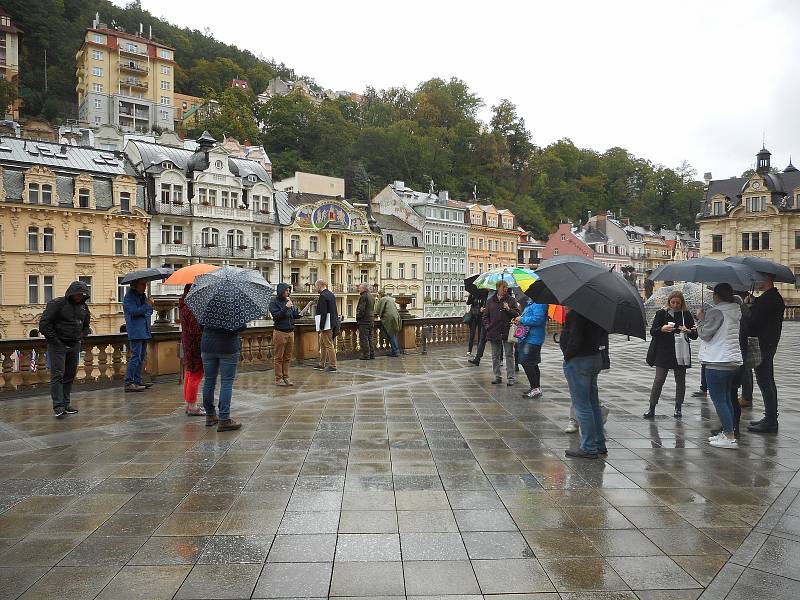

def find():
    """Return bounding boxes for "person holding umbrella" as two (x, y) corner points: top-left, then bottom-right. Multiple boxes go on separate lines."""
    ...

(123, 279), (154, 392)
(483, 280), (520, 385)
(644, 290), (698, 419)
(465, 291), (484, 357)
(697, 283), (742, 449)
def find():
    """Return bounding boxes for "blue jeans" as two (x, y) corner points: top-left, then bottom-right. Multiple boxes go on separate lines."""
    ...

(563, 354), (605, 454)
(388, 335), (399, 355)
(125, 340), (148, 385)
(202, 352), (239, 421)
(706, 367), (736, 434)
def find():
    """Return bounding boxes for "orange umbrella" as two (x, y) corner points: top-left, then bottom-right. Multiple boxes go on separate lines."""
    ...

(548, 304), (566, 324)
(163, 263), (221, 285)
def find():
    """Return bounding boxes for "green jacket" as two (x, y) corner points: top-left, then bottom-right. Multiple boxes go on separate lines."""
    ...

(356, 291), (375, 324)
(375, 295), (402, 336)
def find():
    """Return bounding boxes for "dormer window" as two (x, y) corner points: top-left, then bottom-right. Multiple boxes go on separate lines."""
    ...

(746, 196), (765, 213)
(712, 201), (724, 216)
(161, 161), (173, 169)
(248, 175), (257, 182)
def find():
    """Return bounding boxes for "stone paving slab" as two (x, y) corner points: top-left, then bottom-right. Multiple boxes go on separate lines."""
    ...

(1, 325), (800, 598)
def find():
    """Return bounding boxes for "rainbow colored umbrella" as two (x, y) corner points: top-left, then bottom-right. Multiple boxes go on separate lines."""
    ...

(474, 267), (539, 291)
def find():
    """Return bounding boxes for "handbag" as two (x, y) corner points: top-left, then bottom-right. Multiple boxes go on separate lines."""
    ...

(513, 324), (530, 341)
(674, 333), (692, 367)
(462, 311), (473, 325)
(745, 337), (762, 369)
(507, 325), (519, 344)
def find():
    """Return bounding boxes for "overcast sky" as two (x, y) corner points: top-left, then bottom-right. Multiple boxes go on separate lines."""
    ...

(115, 0), (798, 181)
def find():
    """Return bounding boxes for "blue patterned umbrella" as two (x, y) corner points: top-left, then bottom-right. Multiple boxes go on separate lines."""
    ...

(184, 266), (274, 330)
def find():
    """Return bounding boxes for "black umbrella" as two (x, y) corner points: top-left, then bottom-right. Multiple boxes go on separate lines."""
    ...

(523, 255), (646, 339)
(120, 266), (174, 284)
(464, 274), (488, 300)
(724, 256), (796, 284)
(648, 257), (763, 289)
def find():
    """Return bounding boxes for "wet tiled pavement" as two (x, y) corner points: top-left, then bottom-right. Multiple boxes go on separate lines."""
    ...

(1, 325), (800, 599)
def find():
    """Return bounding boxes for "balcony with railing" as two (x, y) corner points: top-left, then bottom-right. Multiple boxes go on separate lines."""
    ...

(193, 203), (258, 222)
(155, 201), (191, 216)
(357, 253), (377, 263)
(158, 243), (191, 256)
(328, 250), (345, 261)
(121, 78), (148, 89)
(253, 248), (280, 261)
(119, 62), (149, 74)
(285, 248), (309, 260)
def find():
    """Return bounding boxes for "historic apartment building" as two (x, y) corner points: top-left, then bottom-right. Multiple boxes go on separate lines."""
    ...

(372, 182), (468, 318)
(76, 15), (175, 132)
(374, 213), (424, 316)
(281, 189), (382, 320)
(125, 132), (285, 294)
(0, 138), (149, 338)
(464, 203), (518, 275)
(699, 146), (800, 302)
(517, 228), (545, 269)
(0, 8), (21, 120)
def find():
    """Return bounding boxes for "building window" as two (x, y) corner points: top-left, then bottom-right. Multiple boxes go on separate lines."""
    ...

(309, 236), (318, 252)
(43, 228), (54, 252)
(27, 227), (39, 252)
(120, 191), (131, 212)
(433, 231), (440, 245)
(117, 277), (128, 303)
(502, 241), (508, 253)
(221, 191), (230, 207)
(92, 50), (103, 60)
(91, 33), (105, 43)
(443, 257), (449, 272)
(478, 238), (484, 251)
(77, 230), (91, 254)
(161, 65), (170, 75)
(346, 239), (353, 254)
(28, 183), (39, 204)
(386, 263), (393, 279)
(114, 232), (124, 255)
(127, 233), (136, 256)
(160, 184), (171, 203)
(411, 264), (418, 279)
(91, 83), (103, 93)
(207, 189), (217, 205)
(360, 240), (369, 253)
(160, 96), (170, 106)
(94, 98), (102, 110)
(794, 231), (800, 250)
(252, 231), (271, 250)
(201, 227), (219, 246)
(425, 256), (431, 271)
(28, 275), (39, 304)
(425, 231), (431, 245)
(386, 234), (394, 246)
(160, 109), (169, 121)
(78, 276), (92, 301)
(746, 196), (765, 212)
(553, 249), (560, 256)
(459, 258), (465, 272)
(712, 201), (724, 216)
(92, 66), (103, 76)
(160, 81), (170, 90)
(40, 184), (53, 205)
(226, 229), (244, 248)
(158, 49), (172, 59)
(762, 231), (770, 250)
(443, 231), (449, 246)
(712, 235), (723, 253)
(411, 236), (419, 247)
(470, 262), (475, 275)
(43, 275), (54, 303)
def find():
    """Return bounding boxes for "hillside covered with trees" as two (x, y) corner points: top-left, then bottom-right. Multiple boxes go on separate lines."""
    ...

(6, 0), (703, 236)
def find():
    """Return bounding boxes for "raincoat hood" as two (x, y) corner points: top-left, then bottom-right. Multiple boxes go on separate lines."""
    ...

(276, 282), (291, 298)
(65, 281), (90, 303)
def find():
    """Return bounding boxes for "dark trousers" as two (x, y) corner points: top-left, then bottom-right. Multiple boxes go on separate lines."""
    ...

(125, 340), (147, 385)
(699, 364), (707, 392)
(649, 366), (687, 408)
(358, 323), (375, 358)
(473, 323), (487, 362)
(754, 346), (778, 422)
(519, 343), (541, 388)
(467, 317), (480, 353)
(739, 368), (754, 400)
(48, 342), (81, 412)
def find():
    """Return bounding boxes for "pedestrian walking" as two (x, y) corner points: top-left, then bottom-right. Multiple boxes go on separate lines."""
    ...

(39, 281), (91, 418)
(201, 324), (244, 431)
(697, 283), (742, 449)
(483, 281), (520, 385)
(560, 307), (609, 458)
(375, 291), (402, 357)
(269, 283), (300, 386)
(515, 298), (548, 398)
(746, 274), (784, 433)
(466, 292), (484, 356)
(123, 279), (154, 392)
(644, 270), (654, 299)
(314, 280), (338, 372)
(179, 285), (205, 415)
(356, 284), (376, 360)
(644, 290), (698, 419)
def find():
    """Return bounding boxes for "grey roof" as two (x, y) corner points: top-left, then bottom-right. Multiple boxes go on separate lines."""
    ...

(273, 190), (294, 226)
(286, 191), (351, 208)
(581, 228), (609, 245)
(0, 136), (136, 176)
(374, 214), (423, 248)
(699, 169), (800, 217)
(373, 213), (422, 234)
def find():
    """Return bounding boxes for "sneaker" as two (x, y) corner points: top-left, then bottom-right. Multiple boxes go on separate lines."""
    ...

(64, 406), (79, 414)
(601, 405), (609, 423)
(205, 415), (219, 427)
(124, 383), (146, 393)
(275, 379), (287, 386)
(217, 419), (242, 432)
(54, 410), (67, 419)
(491, 378), (503, 385)
(673, 408), (682, 418)
(325, 366), (337, 372)
(708, 432), (725, 442)
(468, 359), (480, 366)
(564, 419), (579, 434)
(710, 436), (738, 449)
(524, 388), (543, 399)
(691, 390), (707, 398)
(283, 378), (294, 387)
(313, 364), (325, 370)
(466, 351), (472, 357)
(565, 448), (598, 459)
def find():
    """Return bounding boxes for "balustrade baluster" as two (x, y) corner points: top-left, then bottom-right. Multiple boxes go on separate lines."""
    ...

(112, 343), (125, 380)
(97, 344), (111, 381)
(82, 344), (96, 383)
(18, 349), (37, 389)
(0, 352), (12, 391)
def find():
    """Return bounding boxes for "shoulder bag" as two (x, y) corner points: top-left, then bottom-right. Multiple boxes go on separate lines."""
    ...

(745, 337), (762, 369)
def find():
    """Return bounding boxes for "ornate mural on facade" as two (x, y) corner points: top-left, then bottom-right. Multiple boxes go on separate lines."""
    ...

(292, 201), (367, 232)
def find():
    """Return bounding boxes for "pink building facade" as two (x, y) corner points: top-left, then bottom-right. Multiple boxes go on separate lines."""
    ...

(542, 222), (593, 260)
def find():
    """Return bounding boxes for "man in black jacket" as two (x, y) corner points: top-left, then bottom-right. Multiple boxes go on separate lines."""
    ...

(747, 275), (785, 433)
(482, 282), (520, 385)
(560, 307), (608, 458)
(39, 281), (91, 418)
(314, 280), (339, 372)
(356, 283), (376, 360)
(269, 283), (300, 386)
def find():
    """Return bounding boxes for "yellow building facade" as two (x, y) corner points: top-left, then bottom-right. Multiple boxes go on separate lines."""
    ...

(374, 213), (424, 316)
(465, 203), (518, 275)
(699, 147), (800, 302)
(76, 17), (175, 132)
(0, 139), (150, 339)
(280, 193), (382, 320)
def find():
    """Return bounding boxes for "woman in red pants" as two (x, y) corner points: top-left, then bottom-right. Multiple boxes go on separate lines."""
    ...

(179, 284), (205, 415)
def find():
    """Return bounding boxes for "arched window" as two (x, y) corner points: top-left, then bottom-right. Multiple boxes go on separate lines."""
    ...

(201, 227), (219, 246)
(227, 229), (245, 248)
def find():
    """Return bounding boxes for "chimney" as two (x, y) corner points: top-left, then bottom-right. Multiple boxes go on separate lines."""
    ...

(438, 190), (449, 204)
(139, 23), (143, 36)
(703, 172), (712, 190)
(393, 180), (404, 191)
(149, 25), (152, 38)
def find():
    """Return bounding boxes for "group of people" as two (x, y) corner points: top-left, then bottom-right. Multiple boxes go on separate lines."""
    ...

(645, 275), (784, 448)
(465, 272), (785, 457)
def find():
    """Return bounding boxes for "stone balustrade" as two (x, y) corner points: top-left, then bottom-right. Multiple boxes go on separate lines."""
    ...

(0, 317), (469, 394)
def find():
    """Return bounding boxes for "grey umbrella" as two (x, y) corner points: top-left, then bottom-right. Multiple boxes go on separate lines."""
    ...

(648, 258), (763, 289)
(185, 266), (274, 331)
(724, 256), (796, 284)
(121, 266), (174, 284)
(523, 255), (647, 339)
(644, 282), (706, 321)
